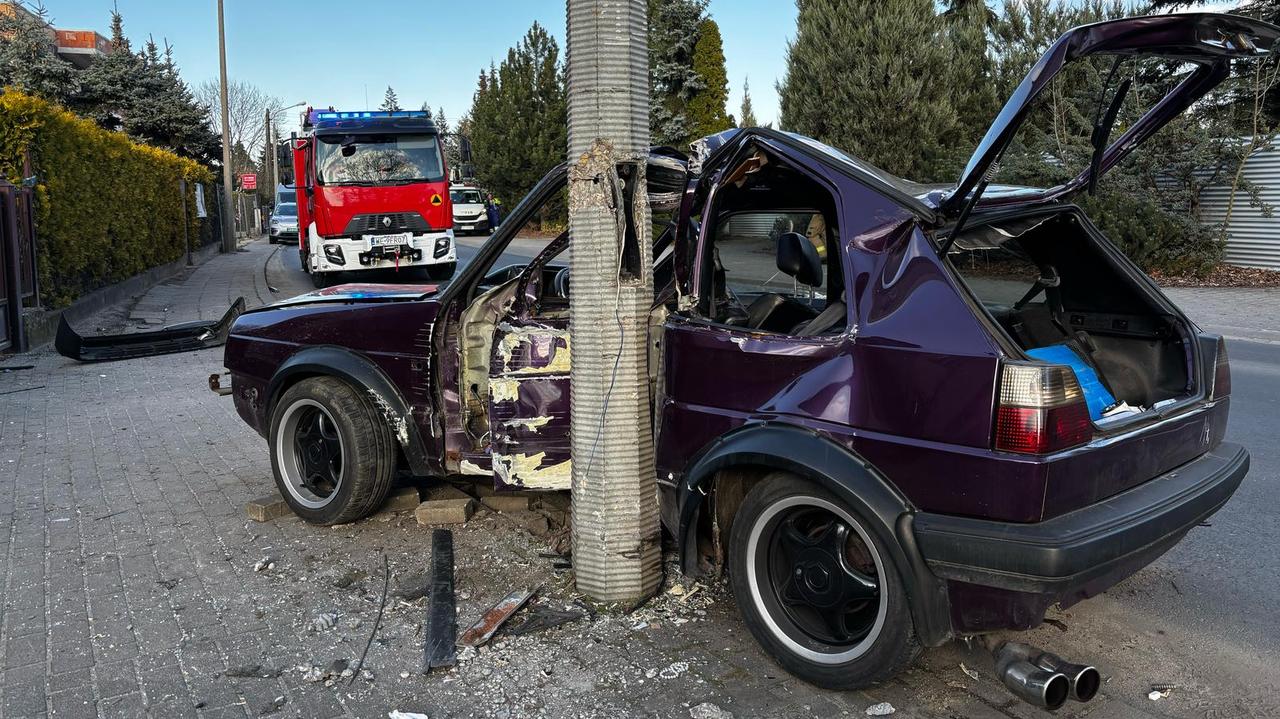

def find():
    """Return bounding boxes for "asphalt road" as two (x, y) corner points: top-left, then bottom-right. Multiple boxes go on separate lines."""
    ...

(269, 234), (1280, 716)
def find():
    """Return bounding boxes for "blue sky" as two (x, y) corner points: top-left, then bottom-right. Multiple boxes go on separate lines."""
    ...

(39, 0), (798, 138)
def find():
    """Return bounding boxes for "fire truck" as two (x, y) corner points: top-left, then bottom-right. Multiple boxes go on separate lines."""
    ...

(291, 109), (457, 286)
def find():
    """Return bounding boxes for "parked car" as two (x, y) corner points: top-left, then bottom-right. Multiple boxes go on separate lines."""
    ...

(450, 185), (489, 235)
(215, 14), (1273, 709)
(268, 202), (299, 244)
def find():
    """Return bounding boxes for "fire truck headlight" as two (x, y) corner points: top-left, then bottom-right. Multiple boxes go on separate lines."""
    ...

(433, 236), (451, 259)
(323, 245), (346, 266)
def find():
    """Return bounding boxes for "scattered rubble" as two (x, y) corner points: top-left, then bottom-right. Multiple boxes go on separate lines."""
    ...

(415, 498), (476, 525)
(459, 587), (538, 647)
(310, 612), (339, 632)
(253, 556), (277, 572)
(690, 702), (734, 719)
(865, 701), (896, 716)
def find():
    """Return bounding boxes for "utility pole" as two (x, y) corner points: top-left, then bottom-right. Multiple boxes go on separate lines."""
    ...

(565, 0), (662, 603)
(216, 0), (235, 253)
(266, 107), (277, 194)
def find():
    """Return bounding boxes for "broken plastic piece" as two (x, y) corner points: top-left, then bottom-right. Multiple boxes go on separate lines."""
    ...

(422, 529), (457, 671)
(56, 297), (246, 362)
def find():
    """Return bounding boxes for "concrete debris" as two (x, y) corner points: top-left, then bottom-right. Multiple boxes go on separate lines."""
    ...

(253, 556), (276, 572)
(384, 486), (422, 512)
(310, 612), (339, 632)
(1149, 689), (1170, 701)
(245, 495), (291, 522)
(689, 703), (734, 719)
(483, 494), (531, 512)
(865, 702), (896, 716)
(301, 659), (348, 684)
(960, 662), (980, 681)
(415, 498), (476, 525)
(388, 712), (430, 719)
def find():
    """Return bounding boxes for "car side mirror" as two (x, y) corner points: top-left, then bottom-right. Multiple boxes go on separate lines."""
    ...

(776, 231), (823, 287)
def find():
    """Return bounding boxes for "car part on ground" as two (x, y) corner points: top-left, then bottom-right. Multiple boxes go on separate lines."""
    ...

(423, 529), (457, 671)
(56, 297), (246, 362)
(990, 640), (1100, 709)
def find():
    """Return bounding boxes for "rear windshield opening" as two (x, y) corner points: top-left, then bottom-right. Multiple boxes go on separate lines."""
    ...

(950, 212), (1195, 422)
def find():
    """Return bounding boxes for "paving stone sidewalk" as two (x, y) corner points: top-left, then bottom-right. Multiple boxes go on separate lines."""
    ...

(0, 239), (1276, 718)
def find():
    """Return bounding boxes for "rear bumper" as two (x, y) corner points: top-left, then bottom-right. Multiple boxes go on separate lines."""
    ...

(914, 442), (1248, 595)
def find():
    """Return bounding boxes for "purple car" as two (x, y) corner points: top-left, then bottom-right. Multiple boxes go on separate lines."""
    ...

(217, 14), (1276, 708)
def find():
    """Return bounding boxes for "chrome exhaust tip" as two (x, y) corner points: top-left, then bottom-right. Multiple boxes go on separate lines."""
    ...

(1034, 651), (1100, 703)
(992, 642), (1071, 710)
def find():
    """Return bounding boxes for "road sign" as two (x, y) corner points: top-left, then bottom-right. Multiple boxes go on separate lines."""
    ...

(239, 173), (257, 191)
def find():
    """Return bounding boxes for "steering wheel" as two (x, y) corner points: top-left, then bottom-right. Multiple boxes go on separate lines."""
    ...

(553, 267), (571, 298)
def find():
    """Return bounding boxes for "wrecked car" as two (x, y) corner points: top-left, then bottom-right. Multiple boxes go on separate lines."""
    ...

(216, 14), (1274, 708)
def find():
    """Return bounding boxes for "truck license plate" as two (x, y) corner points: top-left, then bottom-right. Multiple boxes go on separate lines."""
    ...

(367, 233), (411, 248)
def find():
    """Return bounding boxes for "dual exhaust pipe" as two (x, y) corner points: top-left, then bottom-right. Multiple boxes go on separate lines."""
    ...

(992, 641), (1100, 710)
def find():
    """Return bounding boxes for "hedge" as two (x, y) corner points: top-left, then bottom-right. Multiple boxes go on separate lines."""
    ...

(0, 89), (213, 307)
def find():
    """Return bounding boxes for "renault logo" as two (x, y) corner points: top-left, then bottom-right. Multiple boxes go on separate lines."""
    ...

(381, 216), (392, 228)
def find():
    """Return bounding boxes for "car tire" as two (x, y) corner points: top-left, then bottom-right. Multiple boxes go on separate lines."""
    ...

(728, 472), (919, 690)
(268, 377), (397, 525)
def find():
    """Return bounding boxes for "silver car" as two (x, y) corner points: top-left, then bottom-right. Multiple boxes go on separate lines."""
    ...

(269, 202), (299, 244)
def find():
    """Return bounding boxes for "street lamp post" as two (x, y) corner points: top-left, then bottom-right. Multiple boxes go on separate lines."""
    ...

(216, 0), (235, 253)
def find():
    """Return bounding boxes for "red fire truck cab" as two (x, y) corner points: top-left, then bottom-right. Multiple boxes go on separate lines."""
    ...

(291, 109), (457, 286)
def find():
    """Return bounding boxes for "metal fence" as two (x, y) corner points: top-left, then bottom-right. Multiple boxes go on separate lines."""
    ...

(0, 180), (38, 352)
(1199, 143), (1280, 270)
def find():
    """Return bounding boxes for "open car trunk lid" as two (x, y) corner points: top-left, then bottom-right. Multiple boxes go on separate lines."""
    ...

(947, 205), (1233, 516)
(941, 13), (1280, 216)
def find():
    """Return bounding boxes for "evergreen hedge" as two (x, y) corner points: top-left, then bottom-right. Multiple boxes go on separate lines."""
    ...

(0, 89), (212, 307)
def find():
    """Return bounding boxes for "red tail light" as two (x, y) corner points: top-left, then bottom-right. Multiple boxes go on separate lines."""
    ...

(1211, 337), (1231, 399)
(995, 362), (1093, 454)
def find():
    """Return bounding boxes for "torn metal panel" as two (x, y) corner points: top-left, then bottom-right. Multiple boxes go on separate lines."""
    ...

(57, 297), (246, 362)
(457, 587), (537, 647)
(422, 529), (457, 672)
(492, 451), (572, 491)
(495, 322), (571, 375)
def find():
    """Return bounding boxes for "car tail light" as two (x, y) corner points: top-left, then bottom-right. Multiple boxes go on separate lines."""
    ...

(995, 362), (1093, 454)
(1211, 337), (1231, 399)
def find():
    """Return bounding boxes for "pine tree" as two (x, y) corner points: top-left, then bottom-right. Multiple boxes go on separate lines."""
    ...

(380, 86), (401, 112)
(686, 19), (734, 140)
(0, 1), (79, 103)
(466, 23), (566, 212)
(739, 77), (758, 128)
(648, 0), (708, 147)
(75, 9), (218, 163)
(778, 0), (970, 181)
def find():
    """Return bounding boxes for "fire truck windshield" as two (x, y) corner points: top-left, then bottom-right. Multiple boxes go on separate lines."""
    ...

(315, 134), (445, 186)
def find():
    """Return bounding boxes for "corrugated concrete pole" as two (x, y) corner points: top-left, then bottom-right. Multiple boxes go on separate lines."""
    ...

(216, 0), (235, 253)
(565, 0), (663, 602)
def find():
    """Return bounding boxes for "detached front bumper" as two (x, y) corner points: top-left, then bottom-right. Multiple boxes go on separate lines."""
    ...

(913, 443), (1247, 630)
(309, 230), (456, 274)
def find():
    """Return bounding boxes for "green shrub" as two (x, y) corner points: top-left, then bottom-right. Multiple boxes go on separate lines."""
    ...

(0, 89), (212, 307)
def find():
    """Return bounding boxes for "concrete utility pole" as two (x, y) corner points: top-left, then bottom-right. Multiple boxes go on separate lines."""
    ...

(216, 0), (235, 253)
(266, 108), (277, 193)
(565, 0), (662, 602)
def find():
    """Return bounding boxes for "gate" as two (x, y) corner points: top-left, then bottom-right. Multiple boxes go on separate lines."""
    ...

(0, 180), (38, 353)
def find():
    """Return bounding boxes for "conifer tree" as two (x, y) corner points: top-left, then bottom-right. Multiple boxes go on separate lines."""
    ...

(648, 0), (707, 146)
(380, 86), (402, 112)
(686, 19), (734, 140)
(739, 77), (758, 128)
(0, 1), (78, 103)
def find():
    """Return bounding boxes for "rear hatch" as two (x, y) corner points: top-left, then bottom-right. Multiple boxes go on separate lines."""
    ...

(936, 14), (1270, 515)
